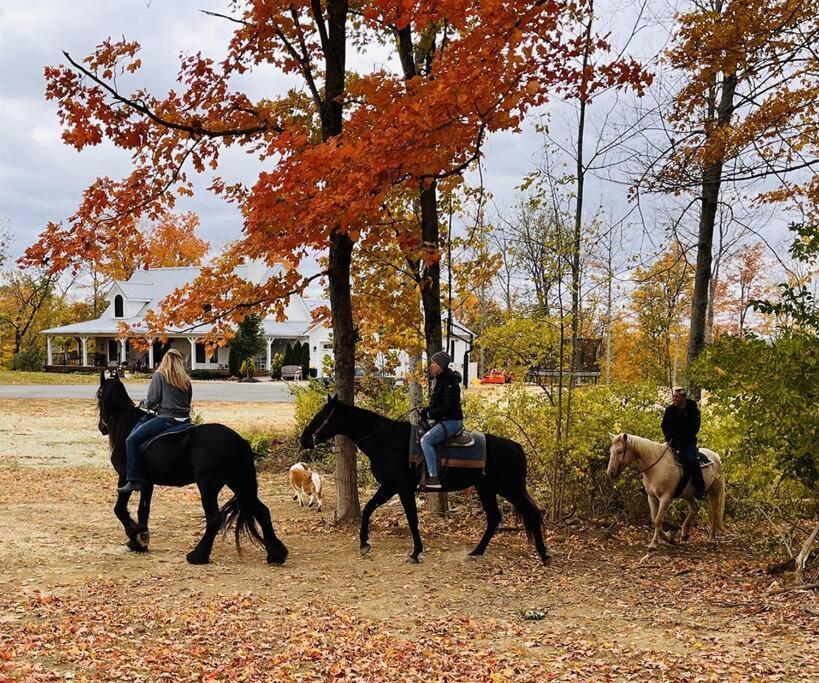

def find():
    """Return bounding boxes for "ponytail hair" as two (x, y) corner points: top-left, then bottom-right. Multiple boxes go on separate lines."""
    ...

(156, 348), (191, 390)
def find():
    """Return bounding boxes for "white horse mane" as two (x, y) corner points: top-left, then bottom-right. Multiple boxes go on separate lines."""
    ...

(623, 434), (666, 460)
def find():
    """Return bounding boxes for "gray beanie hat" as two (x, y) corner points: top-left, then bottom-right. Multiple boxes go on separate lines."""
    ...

(431, 351), (452, 368)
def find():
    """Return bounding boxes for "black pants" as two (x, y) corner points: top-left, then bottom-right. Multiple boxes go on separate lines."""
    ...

(679, 444), (706, 496)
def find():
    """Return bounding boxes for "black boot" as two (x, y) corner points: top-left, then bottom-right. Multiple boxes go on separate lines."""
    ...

(425, 476), (443, 490)
(117, 480), (142, 493)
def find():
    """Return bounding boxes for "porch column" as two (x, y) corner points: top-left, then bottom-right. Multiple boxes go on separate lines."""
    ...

(147, 339), (155, 369)
(46, 336), (53, 366)
(189, 337), (197, 370)
(120, 338), (127, 364)
(266, 337), (273, 372)
(80, 337), (88, 367)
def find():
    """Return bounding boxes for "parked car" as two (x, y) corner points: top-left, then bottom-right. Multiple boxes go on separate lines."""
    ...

(480, 369), (512, 385)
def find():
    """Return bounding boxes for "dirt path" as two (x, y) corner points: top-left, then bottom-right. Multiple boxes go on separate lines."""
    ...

(0, 400), (816, 681)
(1, 464), (816, 681)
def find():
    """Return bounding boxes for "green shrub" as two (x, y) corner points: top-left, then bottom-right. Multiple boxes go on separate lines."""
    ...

(189, 369), (227, 380)
(12, 344), (46, 371)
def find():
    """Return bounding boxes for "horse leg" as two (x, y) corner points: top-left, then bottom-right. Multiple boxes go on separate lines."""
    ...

(254, 499), (288, 565)
(468, 484), (502, 558)
(501, 488), (552, 566)
(134, 483), (154, 549)
(187, 482), (223, 565)
(398, 486), (423, 563)
(649, 495), (672, 550)
(114, 490), (146, 553)
(360, 485), (395, 555)
(680, 499), (697, 542)
(647, 493), (658, 525)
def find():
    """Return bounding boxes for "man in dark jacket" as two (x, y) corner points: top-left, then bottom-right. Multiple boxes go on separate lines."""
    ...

(419, 351), (464, 489)
(661, 388), (705, 499)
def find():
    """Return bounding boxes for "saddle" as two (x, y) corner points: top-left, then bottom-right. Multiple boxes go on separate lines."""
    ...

(140, 421), (195, 451)
(672, 449), (713, 468)
(408, 425), (487, 471)
(443, 429), (475, 448)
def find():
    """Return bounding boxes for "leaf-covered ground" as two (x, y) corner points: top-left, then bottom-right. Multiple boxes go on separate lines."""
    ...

(1, 465), (816, 682)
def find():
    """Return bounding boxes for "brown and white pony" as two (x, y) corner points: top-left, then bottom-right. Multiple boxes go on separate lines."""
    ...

(607, 433), (726, 549)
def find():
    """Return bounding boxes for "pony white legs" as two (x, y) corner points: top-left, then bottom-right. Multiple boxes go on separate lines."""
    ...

(649, 495), (674, 550)
(680, 500), (697, 541)
(706, 473), (726, 541)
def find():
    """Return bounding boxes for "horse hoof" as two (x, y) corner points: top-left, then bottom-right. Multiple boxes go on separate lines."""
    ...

(466, 552), (482, 561)
(540, 554), (552, 567)
(404, 555), (420, 564)
(647, 543), (658, 551)
(186, 551), (209, 565)
(360, 544), (371, 556)
(126, 538), (148, 553)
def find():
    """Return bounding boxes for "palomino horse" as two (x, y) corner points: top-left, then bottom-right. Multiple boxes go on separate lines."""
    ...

(607, 433), (726, 549)
(300, 395), (552, 565)
(96, 372), (288, 565)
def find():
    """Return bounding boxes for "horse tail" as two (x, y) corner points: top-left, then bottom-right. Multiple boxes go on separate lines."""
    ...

(708, 459), (727, 535)
(219, 443), (265, 552)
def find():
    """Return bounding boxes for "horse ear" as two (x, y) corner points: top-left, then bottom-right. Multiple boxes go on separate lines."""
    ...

(608, 432), (616, 440)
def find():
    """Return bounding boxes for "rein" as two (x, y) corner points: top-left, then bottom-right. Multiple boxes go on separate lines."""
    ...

(634, 442), (671, 474)
(349, 407), (418, 444)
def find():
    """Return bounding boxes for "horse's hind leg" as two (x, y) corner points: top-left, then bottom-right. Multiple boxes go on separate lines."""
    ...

(468, 485), (502, 558)
(254, 499), (288, 565)
(187, 482), (223, 565)
(360, 485), (395, 555)
(502, 489), (551, 566)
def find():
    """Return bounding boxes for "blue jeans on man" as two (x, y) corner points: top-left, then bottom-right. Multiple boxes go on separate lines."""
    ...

(420, 420), (464, 478)
(125, 415), (179, 482)
(678, 443), (706, 498)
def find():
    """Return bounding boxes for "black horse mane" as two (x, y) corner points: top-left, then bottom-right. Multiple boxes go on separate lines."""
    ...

(100, 379), (146, 462)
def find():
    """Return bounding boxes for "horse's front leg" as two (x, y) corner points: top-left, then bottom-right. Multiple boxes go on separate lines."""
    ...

(680, 499), (697, 542)
(114, 489), (147, 553)
(398, 486), (423, 563)
(359, 485), (395, 555)
(135, 483), (154, 550)
(649, 495), (673, 550)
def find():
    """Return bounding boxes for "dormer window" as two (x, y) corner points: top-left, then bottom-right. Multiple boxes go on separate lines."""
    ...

(114, 294), (124, 318)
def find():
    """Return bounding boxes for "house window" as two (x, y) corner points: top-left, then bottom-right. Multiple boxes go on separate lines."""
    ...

(195, 343), (217, 364)
(114, 295), (124, 318)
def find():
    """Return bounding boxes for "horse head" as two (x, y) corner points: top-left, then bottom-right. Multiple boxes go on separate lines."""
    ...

(606, 432), (632, 479)
(300, 394), (341, 449)
(96, 371), (135, 436)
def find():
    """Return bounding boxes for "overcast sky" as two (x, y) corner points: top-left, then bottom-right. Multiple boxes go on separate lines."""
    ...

(0, 0), (792, 278)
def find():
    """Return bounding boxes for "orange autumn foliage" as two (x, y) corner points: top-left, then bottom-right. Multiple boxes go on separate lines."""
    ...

(23, 0), (651, 341)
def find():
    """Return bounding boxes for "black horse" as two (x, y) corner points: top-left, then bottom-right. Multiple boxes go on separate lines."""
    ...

(96, 372), (287, 565)
(300, 395), (551, 565)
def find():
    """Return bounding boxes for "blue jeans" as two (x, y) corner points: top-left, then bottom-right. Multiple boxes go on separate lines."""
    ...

(420, 420), (464, 478)
(125, 415), (177, 481)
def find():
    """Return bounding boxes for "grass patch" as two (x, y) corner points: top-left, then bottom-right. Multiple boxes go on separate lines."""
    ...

(0, 370), (151, 385)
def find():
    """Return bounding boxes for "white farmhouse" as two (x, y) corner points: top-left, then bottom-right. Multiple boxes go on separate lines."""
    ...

(41, 262), (477, 383)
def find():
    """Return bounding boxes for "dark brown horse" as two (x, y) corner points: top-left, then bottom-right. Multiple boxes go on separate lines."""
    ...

(97, 372), (287, 565)
(301, 395), (551, 565)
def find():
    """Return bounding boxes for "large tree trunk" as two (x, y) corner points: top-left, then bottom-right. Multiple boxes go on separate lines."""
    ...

(323, 0), (360, 522)
(686, 71), (737, 393)
(396, 25), (448, 515)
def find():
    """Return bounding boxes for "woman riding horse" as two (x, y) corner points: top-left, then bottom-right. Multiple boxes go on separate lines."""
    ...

(118, 348), (192, 494)
(419, 351), (464, 490)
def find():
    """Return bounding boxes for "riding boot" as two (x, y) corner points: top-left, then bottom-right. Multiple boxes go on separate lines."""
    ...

(117, 480), (142, 493)
(425, 476), (443, 490)
(690, 462), (706, 499)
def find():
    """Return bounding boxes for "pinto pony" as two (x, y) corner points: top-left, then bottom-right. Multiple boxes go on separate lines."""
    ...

(300, 395), (551, 565)
(289, 462), (323, 511)
(96, 372), (287, 565)
(607, 433), (726, 549)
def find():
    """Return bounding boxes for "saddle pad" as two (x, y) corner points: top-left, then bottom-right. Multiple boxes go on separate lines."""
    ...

(408, 425), (487, 469)
(141, 422), (195, 451)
